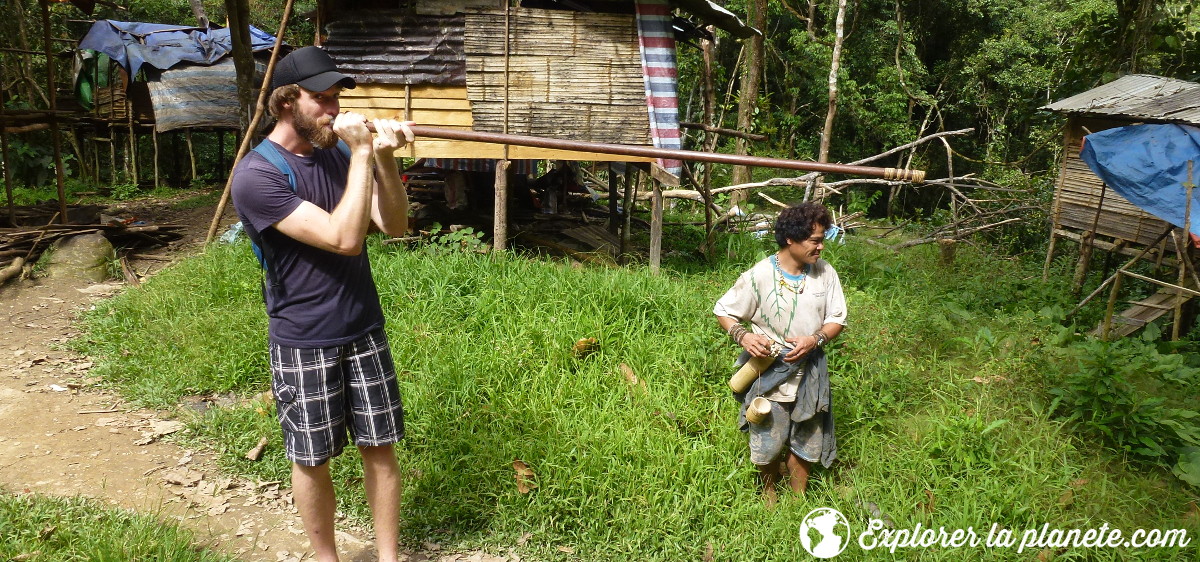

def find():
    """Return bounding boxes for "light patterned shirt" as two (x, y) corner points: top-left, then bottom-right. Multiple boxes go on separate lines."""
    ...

(714, 255), (847, 400)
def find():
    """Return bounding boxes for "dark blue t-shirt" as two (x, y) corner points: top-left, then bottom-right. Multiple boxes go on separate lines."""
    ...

(230, 140), (384, 347)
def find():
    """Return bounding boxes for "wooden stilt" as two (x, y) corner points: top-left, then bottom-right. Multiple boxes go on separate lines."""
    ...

(152, 127), (160, 190)
(1071, 231), (1095, 296)
(1066, 227), (1174, 318)
(185, 129), (197, 182)
(620, 165), (636, 263)
(607, 163), (619, 235)
(493, 159), (510, 251)
(128, 111), (138, 186)
(109, 127), (117, 183)
(92, 136), (99, 185)
(1042, 231), (1059, 281)
(650, 179), (663, 274)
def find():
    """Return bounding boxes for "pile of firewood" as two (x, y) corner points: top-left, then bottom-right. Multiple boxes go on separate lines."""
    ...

(1, 221), (184, 284)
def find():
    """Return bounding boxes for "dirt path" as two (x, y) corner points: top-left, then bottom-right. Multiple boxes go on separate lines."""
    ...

(0, 198), (391, 561)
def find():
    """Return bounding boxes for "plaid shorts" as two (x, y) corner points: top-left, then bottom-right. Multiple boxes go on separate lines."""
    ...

(269, 328), (405, 466)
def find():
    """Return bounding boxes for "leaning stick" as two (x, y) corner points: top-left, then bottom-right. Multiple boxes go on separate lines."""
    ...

(205, 0), (295, 243)
(373, 124), (927, 183)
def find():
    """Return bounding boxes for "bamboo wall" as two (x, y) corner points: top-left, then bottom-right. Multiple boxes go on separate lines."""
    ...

(463, 8), (651, 146)
(1051, 115), (1173, 248)
(335, 6), (654, 163)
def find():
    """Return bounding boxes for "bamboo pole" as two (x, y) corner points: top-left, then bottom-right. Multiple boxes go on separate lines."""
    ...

(205, 0), (296, 243)
(1173, 161), (1194, 341)
(1118, 269), (1200, 298)
(394, 125), (926, 182)
(1066, 227), (1172, 318)
(1101, 270), (1124, 340)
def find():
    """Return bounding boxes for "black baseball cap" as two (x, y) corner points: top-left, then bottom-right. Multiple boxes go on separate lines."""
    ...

(271, 46), (357, 92)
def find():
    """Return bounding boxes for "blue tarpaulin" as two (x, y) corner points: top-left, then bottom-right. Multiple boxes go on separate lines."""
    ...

(78, 20), (276, 77)
(1080, 123), (1200, 238)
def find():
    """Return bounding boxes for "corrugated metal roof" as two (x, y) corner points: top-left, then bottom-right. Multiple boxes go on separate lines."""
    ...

(1043, 74), (1200, 125)
(323, 12), (465, 86)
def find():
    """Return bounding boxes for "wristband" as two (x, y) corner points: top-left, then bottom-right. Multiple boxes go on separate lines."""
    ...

(727, 324), (748, 345)
(813, 330), (828, 347)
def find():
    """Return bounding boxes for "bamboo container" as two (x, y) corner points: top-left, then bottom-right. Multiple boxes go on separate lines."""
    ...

(728, 354), (776, 392)
(745, 397), (772, 425)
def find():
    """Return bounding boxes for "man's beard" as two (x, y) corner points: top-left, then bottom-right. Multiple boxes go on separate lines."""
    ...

(294, 110), (337, 149)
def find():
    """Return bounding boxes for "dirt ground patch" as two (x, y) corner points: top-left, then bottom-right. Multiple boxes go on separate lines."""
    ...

(0, 193), (480, 561)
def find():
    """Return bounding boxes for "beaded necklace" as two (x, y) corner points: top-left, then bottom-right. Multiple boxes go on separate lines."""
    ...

(770, 254), (811, 294)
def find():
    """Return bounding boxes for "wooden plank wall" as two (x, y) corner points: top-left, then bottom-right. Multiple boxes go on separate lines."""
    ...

(1052, 115), (1173, 248)
(338, 83), (651, 162)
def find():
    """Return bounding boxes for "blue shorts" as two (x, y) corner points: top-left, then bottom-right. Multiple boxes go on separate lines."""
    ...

(269, 328), (405, 466)
(748, 399), (825, 466)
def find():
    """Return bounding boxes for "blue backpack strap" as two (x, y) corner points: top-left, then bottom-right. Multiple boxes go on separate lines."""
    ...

(248, 140), (297, 279)
(252, 140), (297, 193)
(248, 141), (349, 274)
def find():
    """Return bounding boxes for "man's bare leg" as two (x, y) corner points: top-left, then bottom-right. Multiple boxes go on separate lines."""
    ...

(360, 444), (402, 562)
(786, 453), (811, 494)
(293, 462), (339, 561)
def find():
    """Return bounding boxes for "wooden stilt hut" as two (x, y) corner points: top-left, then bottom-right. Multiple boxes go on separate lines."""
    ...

(315, 0), (757, 268)
(1042, 74), (1200, 338)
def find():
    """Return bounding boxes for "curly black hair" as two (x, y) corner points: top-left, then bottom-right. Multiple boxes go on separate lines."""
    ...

(774, 202), (832, 248)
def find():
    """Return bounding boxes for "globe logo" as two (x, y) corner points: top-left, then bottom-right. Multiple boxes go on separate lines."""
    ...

(799, 507), (850, 559)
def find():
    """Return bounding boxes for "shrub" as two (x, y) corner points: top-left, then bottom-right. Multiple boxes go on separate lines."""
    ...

(1047, 326), (1200, 484)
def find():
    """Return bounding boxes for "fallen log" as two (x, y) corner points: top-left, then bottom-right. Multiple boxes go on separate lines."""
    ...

(0, 257), (25, 284)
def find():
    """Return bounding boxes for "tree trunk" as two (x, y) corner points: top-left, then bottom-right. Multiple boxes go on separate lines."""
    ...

(189, 0), (210, 28)
(223, 0), (255, 133)
(14, 0), (42, 106)
(729, 0), (765, 205)
(814, 0), (848, 201)
(700, 26), (717, 258)
(39, 0), (67, 224)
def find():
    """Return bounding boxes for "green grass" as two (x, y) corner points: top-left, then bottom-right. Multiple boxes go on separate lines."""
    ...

(71, 232), (1200, 560)
(0, 490), (239, 561)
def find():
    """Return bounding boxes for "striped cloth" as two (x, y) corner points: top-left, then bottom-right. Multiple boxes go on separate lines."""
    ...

(635, 0), (682, 176)
(146, 59), (241, 132)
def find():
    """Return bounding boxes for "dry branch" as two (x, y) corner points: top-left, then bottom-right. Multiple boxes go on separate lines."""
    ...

(679, 122), (767, 142)
(887, 218), (1021, 250)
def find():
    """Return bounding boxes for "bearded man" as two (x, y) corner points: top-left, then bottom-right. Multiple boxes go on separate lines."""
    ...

(230, 46), (414, 562)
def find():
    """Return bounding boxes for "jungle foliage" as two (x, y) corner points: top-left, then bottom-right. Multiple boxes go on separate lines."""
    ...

(677, 0), (1199, 217)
